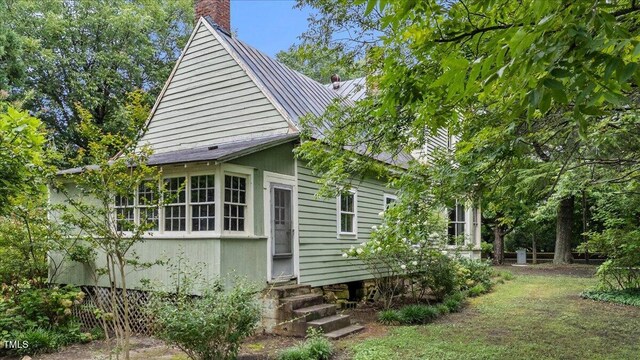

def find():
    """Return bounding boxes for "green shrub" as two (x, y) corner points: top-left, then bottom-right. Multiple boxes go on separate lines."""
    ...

(151, 278), (261, 360)
(10, 328), (64, 355)
(468, 284), (487, 297)
(581, 288), (640, 307)
(497, 271), (514, 281)
(378, 309), (402, 325)
(443, 292), (465, 313)
(456, 259), (495, 290)
(421, 255), (458, 301)
(435, 304), (450, 315)
(0, 282), (84, 333)
(277, 329), (333, 360)
(398, 305), (439, 325)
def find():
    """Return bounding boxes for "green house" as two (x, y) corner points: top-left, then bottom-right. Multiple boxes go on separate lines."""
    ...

(51, 10), (481, 294)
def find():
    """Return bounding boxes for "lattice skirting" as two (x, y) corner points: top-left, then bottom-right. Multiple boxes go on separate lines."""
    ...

(72, 286), (154, 336)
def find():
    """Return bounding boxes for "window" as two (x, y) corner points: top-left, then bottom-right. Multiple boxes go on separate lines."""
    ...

(191, 175), (215, 231)
(384, 194), (397, 209)
(114, 193), (134, 232)
(164, 177), (186, 231)
(224, 175), (247, 231)
(138, 181), (158, 231)
(448, 203), (465, 244)
(338, 191), (357, 234)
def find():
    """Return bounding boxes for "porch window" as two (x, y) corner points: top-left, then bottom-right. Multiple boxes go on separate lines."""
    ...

(114, 193), (134, 232)
(191, 175), (215, 231)
(164, 177), (186, 231)
(338, 190), (357, 235)
(138, 181), (158, 231)
(224, 175), (247, 231)
(448, 202), (465, 244)
(384, 194), (397, 209)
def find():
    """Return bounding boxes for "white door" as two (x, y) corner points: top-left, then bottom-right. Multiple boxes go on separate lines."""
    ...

(270, 185), (295, 281)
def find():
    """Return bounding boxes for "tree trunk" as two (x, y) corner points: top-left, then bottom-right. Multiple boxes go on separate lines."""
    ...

(532, 235), (537, 265)
(493, 225), (505, 265)
(554, 196), (574, 264)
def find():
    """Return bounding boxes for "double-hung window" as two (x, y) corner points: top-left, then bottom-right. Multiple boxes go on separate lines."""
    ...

(114, 193), (135, 232)
(338, 190), (357, 235)
(138, 181), (158, 231)
(164, 177), (186, 232)
(191, 175), (215, 231)
(448, 202), (465, 244)
(224, 175), (247, 232)
(384, 194), (397, 209)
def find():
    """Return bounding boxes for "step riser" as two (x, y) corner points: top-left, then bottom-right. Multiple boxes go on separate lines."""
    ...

(281, 295), (324, 311)
(308, 316), (352, 333)
(293, 306), (337, 322)
(268, 285), (312, 299)
(325, 325), (365, 340)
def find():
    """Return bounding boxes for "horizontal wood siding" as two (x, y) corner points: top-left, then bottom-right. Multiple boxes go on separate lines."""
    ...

(297, 162), (392, 287)
(412, 128), (450, 163)
(139, 22), (291, 154)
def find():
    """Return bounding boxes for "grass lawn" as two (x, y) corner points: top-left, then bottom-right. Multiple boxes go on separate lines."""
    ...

(342, 266), (640, 360)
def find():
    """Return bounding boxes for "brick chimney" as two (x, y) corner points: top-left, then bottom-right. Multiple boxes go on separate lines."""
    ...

(195, 0), (230, 33)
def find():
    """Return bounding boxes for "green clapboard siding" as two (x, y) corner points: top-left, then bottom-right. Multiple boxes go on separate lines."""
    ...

(139, 21), (291, 154)
(297, 161), (393, 287)
(229, 142), (295, 236)
(219, 237), (268, 289)
(52, 239), (221, 292)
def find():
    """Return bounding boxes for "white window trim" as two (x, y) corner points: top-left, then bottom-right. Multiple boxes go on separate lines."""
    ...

(337, 189), (358, 238)
(383, 193), (397, 209)
(111, 163), (255, 238)
(446, 201), (467, 247)
(221, 163), (254, 236)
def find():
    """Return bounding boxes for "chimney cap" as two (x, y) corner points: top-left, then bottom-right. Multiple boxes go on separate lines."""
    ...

(331, 74), (341, 89)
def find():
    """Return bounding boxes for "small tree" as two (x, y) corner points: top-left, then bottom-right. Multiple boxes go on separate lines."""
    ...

(58, 95), (160, 359)
(149, 256), (261, 360)
(344, 187), (451, 308)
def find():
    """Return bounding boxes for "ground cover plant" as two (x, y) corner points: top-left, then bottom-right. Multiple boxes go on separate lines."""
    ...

(345, 267), (640, 360)
(0, 282), (91, 356)
(277, 329), (333, 360)
(581, 288), (640, 307)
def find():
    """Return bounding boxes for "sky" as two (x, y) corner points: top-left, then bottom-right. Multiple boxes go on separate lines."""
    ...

(231, 0), (312, 57)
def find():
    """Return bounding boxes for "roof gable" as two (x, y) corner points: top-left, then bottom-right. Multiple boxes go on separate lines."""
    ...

(138, 19), (294, 154)
(205, 17), (348, 125)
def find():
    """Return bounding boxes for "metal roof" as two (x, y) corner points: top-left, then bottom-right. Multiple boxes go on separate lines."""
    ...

(325, 77), (367, 102)
(206, 17), (350, 126)
(58, 134), (299, 175)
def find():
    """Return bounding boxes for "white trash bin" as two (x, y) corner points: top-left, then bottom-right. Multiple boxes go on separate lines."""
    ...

(516, 249), (527, 264)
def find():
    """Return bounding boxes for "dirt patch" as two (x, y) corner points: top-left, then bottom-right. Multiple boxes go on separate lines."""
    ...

(497, 263), (597, 277)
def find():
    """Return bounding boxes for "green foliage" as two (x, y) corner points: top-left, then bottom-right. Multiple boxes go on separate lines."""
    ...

(343, 195), (456, 307)
(0, 283), (84, 333)
(151, 278), (261, 360)
(398, 304), (439, 325)
(497, 271), (515, 281)
(0, 284), (89, 356)
(276, 43), (365, 83)
(578, 182), (640, 290)
(0, 106), (47, 215)
(277, 328), (333, 360)
(5, 0), (193, 156)
(455, 259), (495, 291)
(57, 100), (162, 358)
(443, 292), (465, 313)
(468, 284), (488, 297)
(0, 1), (24, 90)
(581, 288), (640, 307)
(377, 309), (402, 325)
(377, 298), (465, 326)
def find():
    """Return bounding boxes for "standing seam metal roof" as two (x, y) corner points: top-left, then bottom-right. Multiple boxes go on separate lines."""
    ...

(205, 17), (350, 126)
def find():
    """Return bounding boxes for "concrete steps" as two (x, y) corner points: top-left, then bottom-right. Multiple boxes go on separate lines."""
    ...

(325, 324), (365, 340)
(271, 284), (364, 339)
